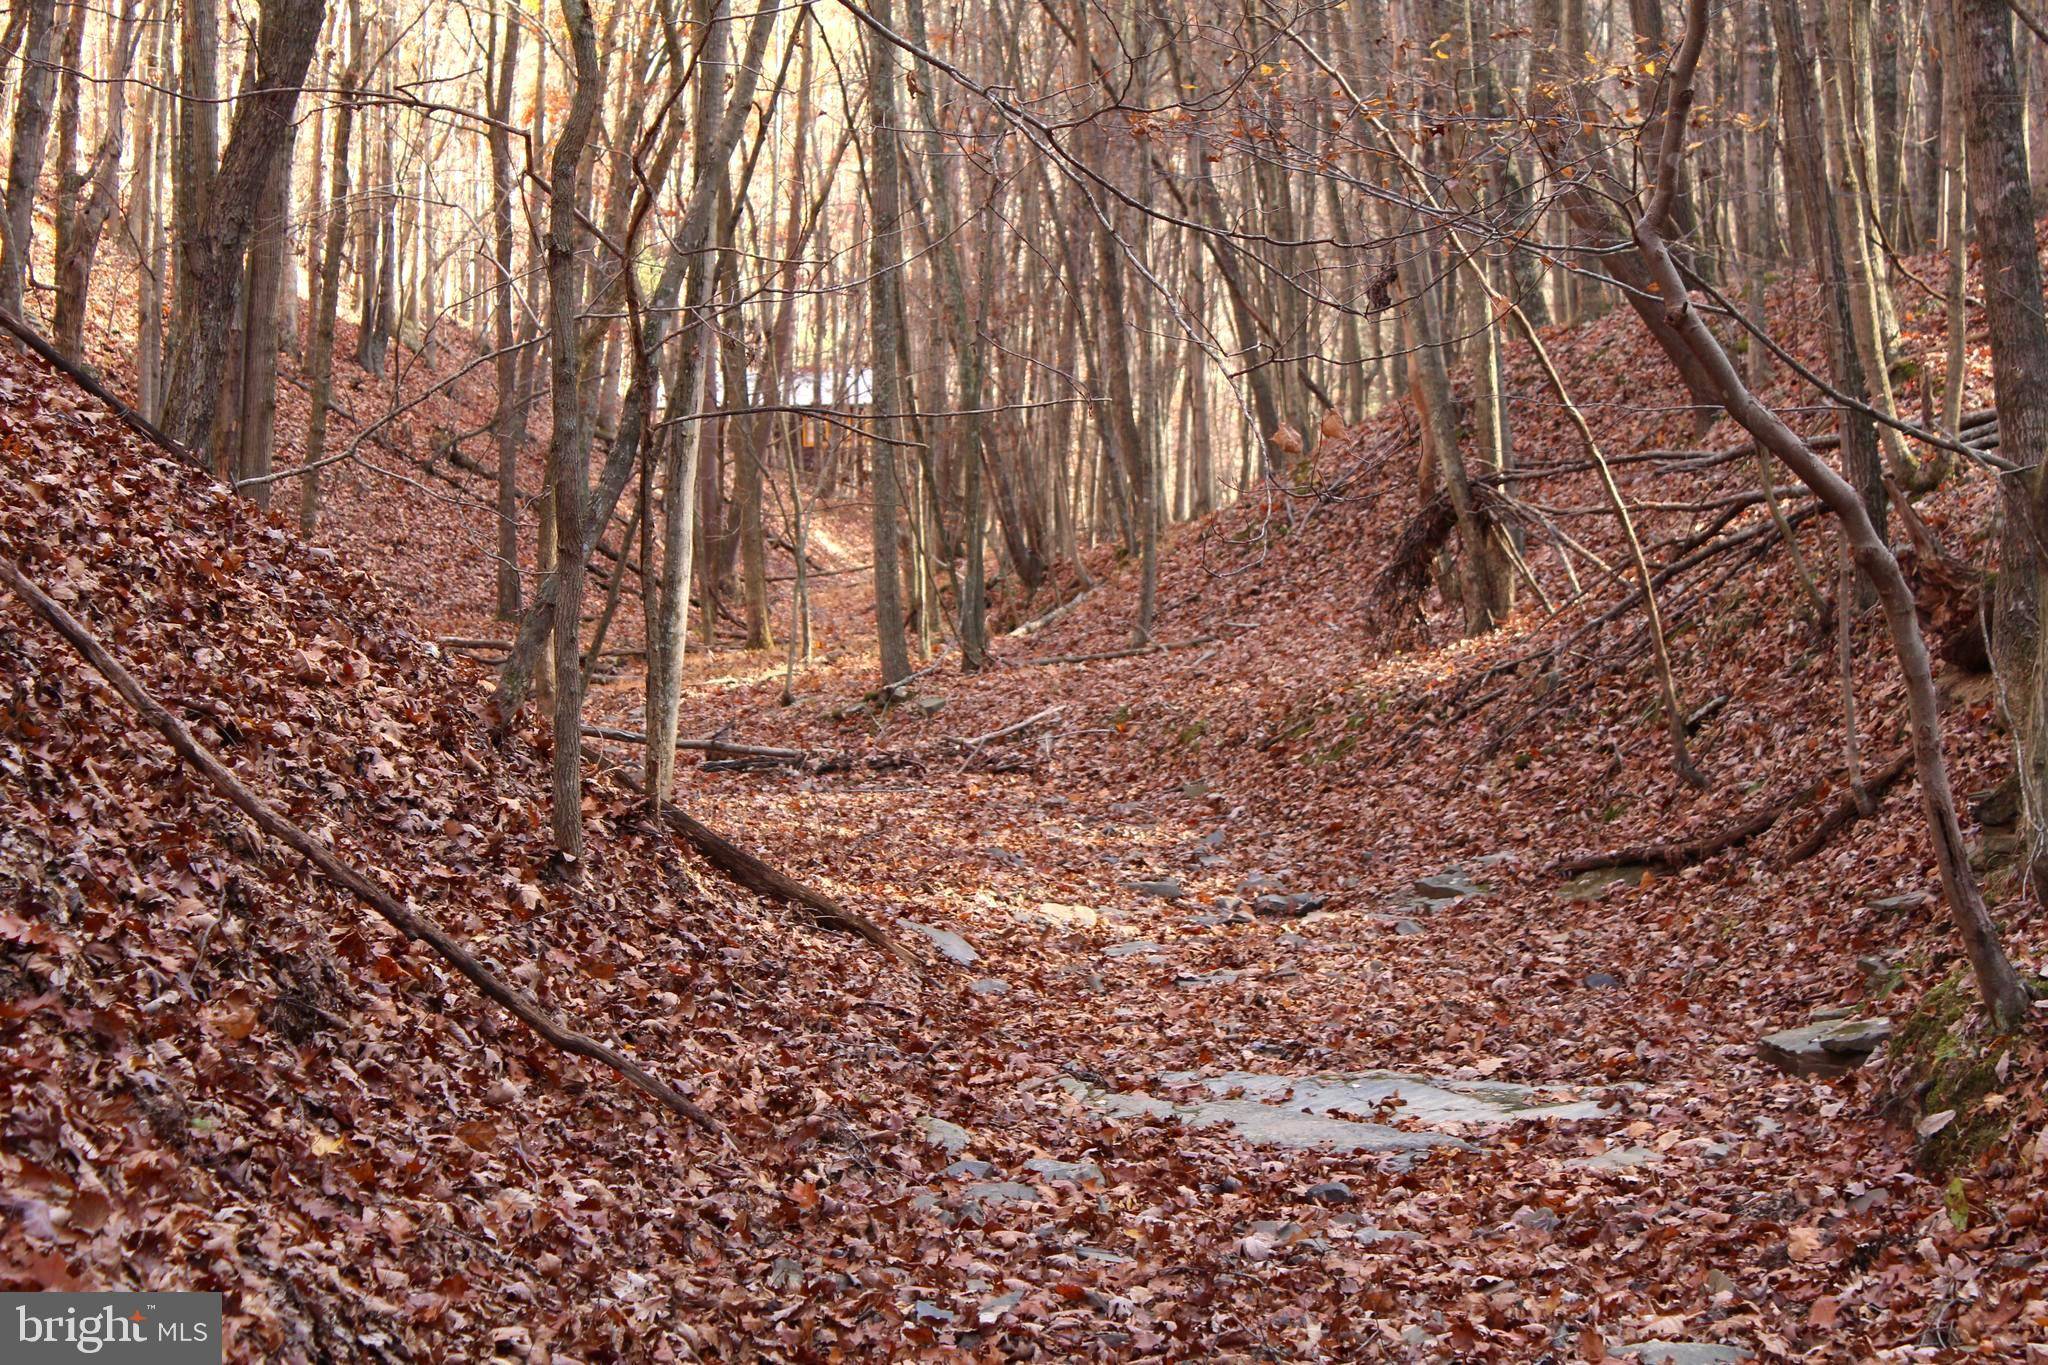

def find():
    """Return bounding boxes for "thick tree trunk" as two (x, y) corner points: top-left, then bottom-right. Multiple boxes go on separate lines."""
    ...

(159, 0), (325, 457)
(53, 0), (141, 356)
(864, 0), (914, 687)
(0, 0), (59, 319)
(539, 0), (603, 859)
(1960, 0), (2048, 900)
(488, 1), (525, 617)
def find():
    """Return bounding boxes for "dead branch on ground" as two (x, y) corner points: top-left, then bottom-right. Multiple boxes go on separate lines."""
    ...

(1, 557), (721, 1135)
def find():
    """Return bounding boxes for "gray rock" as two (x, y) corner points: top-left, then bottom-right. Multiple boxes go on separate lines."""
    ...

(1253, 891), (1327, 918)
(977, 1289), (1026, 1324)
(1076, 1245), (1131, 1264)
(1241, 871), (1287, 894)
(1808, 1004), (1854, 1021)
(909, 921), (980, 967)
(1869, 892), (1931, 914)
(920, 1117), (973, 1153)
(908, 696), (949, 716)
(1175, 969), (1241, 989)
(1304, 1180), (1355, 1204)
(1512, 1205), (1561, 1233)
(1023, 1157), (1103, 1185)
(942, 1159), (998, 1179)
(1556, 865), (1651, 903)
(1584, 972), (1622, 989)
(1413, 871), (1489, 901)
(1568, 1145), (1662, 1172)
(969, 978), (1010, 997)
(1126, 876), (1185, 901)
(1393, 918), (1425, 936)
(1190, 909), (1253, 928)
(1616, 1343), (1750, 1364)
(908, 1300), (957, 1325)
(1757, 1016), (1893, 1078)
(1057, 1067), (1602, 1156)
(964, 1181), (1040, 1208)
(1103, 940), (1167, 960)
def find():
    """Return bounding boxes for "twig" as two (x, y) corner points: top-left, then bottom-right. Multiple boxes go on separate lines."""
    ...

(581, 725), (806, 763)
(955, 704), (1065, 751)
(0, 557), (720, 1135)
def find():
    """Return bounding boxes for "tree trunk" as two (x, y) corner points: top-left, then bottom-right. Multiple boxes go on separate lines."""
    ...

(0, 0), (59, 319)
(864, 0), (914, 687)
(1960, 0), (2048, 900)
(298, 0), (360, 537)
(159, 0), (326, 457)
(488, 0), (525, 617)
(540, 0), (603, 859)
(1640, 0), (2032, 1030)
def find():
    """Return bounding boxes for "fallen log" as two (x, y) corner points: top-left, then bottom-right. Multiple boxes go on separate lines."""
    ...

(584, 745), (920, 967)
(1, 557), (721, 1135)
(581, 725), (806, 763)
(1007, 585), (1097, 638)
(1013, 636), (1216, 667)
(1549, 776), (1826, 875)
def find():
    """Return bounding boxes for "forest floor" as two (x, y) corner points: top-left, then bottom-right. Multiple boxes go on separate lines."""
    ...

(7, 242), (2048, 1359)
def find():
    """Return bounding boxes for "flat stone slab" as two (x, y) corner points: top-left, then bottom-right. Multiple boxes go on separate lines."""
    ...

(1160, 1070), (1608, 1126)
(963, 1181), (1039, 1209)
(1055, 1067), (1604, 1156)
(1557, 865), (1652, 903)
(909, 922), (980, 967)
(1568, 1145), (1663, 1173)
(1617, 1343), (1751, 1364)
(1758, 1016), (1892, 1079)
(920, 1117), (973, 1153)
(1102, 940), (1167, 960)
(1023, 1158), (1102, 1185)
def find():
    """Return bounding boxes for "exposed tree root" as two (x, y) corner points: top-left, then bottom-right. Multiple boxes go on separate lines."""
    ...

(1549, 777), (1827, 876)
(1782, 749), (1916, 865)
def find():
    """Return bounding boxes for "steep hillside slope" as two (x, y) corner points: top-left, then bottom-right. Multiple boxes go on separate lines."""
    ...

(0, 342), (975, 1356)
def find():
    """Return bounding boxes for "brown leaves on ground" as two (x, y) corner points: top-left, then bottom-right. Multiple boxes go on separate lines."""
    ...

(6, 238), (2048, 1358)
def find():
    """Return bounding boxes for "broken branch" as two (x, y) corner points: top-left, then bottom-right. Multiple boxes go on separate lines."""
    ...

(0, 557), (720, 1135)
